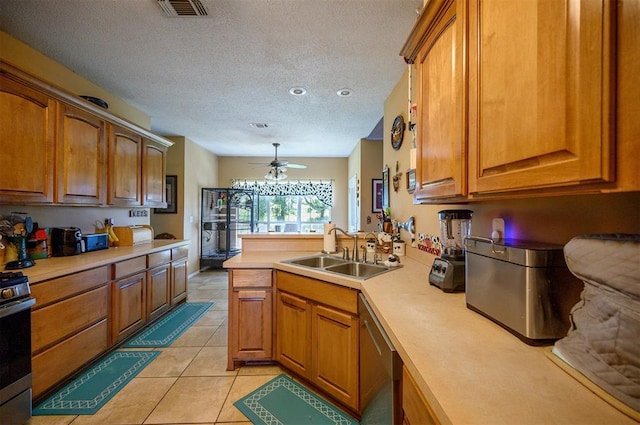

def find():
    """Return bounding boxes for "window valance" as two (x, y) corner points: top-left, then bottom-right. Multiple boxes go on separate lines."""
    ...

(231, 180), (334, 206)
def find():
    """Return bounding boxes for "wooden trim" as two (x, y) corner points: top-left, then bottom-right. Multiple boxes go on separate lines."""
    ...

(0, 59), (173, 147)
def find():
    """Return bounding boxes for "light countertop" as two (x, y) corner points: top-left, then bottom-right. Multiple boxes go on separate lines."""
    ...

(16, 240), (188, 284)
(224, 251), (635, 425)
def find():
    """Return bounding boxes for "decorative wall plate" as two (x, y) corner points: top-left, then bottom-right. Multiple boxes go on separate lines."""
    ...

(391, 115), (405, 150)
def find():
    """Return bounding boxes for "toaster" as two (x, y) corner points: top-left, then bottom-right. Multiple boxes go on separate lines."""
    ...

(82, 233), (109, 252)
(51, 227), (82, 256)
(464, 236), (584, 345)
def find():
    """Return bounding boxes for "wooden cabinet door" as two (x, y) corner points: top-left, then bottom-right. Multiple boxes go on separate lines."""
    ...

(108, 124), (142, 206)
(276, 291), (312, 379)
(0, 74), (55, 203)
(171, 258), (188, 305)
(228, 269), (273, 370)
(468, 0), (615, 195)
(313, 304), (359, 411)
(147, 264), (171, 322)
(142, 138), (167, 207)
(230, 288), (273, 361)
(413, 0), (466, 201)
(402, 366), (439, 425)
(56, 102), (106, 204)
(112, 271), (146, 342)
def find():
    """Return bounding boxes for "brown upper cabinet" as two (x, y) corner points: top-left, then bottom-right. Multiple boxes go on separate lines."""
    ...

(56, 103), (107, 205)
(141, 138), (167, 207)
(401, 0), (639, 202)
(413, 0), (465, 201)
(0, 73), (56, 203)
(108, 125), (142, 206)
(467, 0), (615, 196)
(0, 60), (172, 207)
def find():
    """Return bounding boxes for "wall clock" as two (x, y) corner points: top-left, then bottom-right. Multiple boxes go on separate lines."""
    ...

(391, 115), (405, 150)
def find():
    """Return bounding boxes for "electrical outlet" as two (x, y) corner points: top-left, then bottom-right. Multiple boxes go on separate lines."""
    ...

(129, 209), (149, 217)
(492, 218), (505, 240)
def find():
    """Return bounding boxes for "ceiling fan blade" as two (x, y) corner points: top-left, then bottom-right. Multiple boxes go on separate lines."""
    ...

(247, 143), (307, 172)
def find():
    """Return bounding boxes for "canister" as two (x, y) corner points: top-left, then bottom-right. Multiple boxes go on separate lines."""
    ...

(464, 236), (583, 345)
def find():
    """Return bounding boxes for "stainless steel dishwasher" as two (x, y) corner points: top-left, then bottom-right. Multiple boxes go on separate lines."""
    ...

(359, 293), (402, 424)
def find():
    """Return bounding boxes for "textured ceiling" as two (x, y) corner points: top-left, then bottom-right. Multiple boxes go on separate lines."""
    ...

(0, 0), (421, 158)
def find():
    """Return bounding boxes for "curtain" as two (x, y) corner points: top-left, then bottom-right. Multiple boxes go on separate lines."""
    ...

(231, 180), (334, 206)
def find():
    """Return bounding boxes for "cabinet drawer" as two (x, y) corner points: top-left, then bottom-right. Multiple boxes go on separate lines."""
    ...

(148, 249), (171, 268)
(172, 245), (188, 260)
(276, 271), (357, 314)
(232, 269), (272, 288)
(32, 319), (108, 398)
(32, 285), (108, 353)
(112, 255), (147, 280)
(31, 266), (109, 308)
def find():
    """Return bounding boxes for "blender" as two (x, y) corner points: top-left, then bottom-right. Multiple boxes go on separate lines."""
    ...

(429, 209), (473, 292)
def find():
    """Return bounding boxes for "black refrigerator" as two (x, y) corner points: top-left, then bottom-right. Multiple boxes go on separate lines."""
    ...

(200, 188), (255, 270)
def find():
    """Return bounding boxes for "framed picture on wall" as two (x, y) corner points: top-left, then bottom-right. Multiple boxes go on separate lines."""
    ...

(382, 166), (390, 209)
(406, 169), (416, 193)
(372, 179), (383, 213)
(154, 175), (177, 214)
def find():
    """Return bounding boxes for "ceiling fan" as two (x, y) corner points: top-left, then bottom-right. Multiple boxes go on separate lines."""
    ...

(250, 142), (307, 180)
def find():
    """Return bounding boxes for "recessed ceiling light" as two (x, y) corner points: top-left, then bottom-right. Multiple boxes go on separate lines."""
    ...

(289, 87), (307, 96)
(337, 88), (353, 97)
(249, 123), (269, 128)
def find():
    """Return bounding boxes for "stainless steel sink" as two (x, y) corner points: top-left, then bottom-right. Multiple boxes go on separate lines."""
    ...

(283, 255), (396, 280)
(286, 255), (349, 268)
(324, 262), (391, 279)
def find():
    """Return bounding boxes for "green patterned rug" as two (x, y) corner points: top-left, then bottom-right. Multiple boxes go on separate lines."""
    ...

(123, 302), (214, 347)
(234, 374), (359, 425)
(33, 350), (160, 415)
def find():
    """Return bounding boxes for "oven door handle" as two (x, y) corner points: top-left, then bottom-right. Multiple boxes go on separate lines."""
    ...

(0, 297), (36, 319)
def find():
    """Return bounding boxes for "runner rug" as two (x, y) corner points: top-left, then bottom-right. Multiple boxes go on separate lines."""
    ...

(123, 301), (215, 347)
(33, 350), (160, 415)
(234, 374), (359, 425)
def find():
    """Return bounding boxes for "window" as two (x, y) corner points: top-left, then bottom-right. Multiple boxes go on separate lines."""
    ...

(256, 195), (331, 233)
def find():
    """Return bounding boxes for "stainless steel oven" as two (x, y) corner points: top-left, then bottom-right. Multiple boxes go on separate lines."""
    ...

(359, 293), (402, 424)
(0, 271), (35, 425)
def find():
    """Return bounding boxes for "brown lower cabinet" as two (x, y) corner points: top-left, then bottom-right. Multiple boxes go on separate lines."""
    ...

(111, 256), (148, 342)
(29, 245), (188, 398)
(275, 271), (359, 413)
(30, 266), (110, 398)
(112, 271), (147, 342)
(147, 250), (172, 322)
(227, 269), (274, 370)
(402, 365), (440, 425)
(171, 246), (189, 304)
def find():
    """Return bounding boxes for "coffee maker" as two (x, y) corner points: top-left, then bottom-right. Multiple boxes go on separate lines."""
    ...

(429, 209), (473, 292)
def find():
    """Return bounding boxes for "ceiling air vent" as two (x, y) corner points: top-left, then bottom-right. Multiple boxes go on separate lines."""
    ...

(157, 0), (208, 17)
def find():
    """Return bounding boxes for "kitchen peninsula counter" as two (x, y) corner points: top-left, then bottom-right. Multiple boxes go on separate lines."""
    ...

(17, 240), (188, 283)
(224, 251), (634, 425)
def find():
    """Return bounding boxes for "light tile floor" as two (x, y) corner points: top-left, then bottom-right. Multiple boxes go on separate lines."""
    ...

(28, 269), (285, 425)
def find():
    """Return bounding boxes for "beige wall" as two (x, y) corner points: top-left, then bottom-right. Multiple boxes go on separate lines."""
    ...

(0, 31), (150, 129)
(347, 139), (384, 233)
(151, 137), (219, 275)
(218, 156), (349, 230)
(384, 69), (640, 267)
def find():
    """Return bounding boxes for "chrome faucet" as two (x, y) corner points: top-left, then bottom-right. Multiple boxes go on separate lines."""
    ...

(362, 232), (378, 263)
(327, 227), (359, 262)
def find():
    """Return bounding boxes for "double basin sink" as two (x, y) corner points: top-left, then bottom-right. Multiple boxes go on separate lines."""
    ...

(283, 254), (397, 280)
